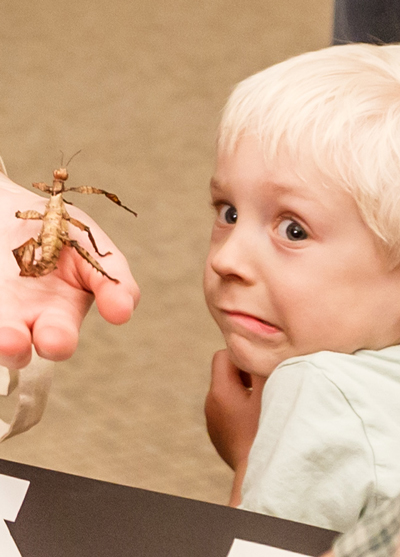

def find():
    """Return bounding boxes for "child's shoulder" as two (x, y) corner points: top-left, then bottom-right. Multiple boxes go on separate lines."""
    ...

(276, 345), (400, 376)
(272, 345), (400, 401)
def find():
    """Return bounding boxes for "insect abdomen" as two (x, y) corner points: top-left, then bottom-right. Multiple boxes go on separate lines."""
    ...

(40, 195), (65, 263)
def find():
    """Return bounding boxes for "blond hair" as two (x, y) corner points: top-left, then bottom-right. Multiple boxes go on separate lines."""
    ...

(218, 43), (400, 264)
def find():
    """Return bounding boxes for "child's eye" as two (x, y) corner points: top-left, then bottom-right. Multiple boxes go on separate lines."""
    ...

(217, 204), (238, 225)
(277, 219), (308, 241)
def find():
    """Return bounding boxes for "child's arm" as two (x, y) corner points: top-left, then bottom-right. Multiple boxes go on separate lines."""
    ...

(0, 171), (140, 369)
(204, 349), (266, 506)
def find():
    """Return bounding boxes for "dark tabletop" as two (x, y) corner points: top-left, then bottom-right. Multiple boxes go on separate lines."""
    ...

(0, 458), (338, 557)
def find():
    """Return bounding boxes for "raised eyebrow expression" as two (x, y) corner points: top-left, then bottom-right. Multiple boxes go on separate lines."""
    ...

(209, 178), (237, 217)
(210, 178), (223, 195)
(209, 177), (311, 242)
(209, 178), (237, 208)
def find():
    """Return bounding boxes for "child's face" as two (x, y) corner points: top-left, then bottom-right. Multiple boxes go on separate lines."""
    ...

(203, 136), (400, 377)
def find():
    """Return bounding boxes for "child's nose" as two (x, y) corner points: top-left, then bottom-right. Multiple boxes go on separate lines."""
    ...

(210, 232), (255, 283)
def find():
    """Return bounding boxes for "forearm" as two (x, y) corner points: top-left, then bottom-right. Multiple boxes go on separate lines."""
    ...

(229, 458), (248, 507)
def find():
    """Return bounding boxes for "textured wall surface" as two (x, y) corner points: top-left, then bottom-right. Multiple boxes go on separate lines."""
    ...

(0, 0), (333, 505)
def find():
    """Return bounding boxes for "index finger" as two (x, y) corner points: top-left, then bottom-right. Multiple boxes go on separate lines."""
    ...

(55, 224), (141, 325)
(211, 350), (246, 391)
(94, 278), (139, 324)
(79, 247), (140, 324)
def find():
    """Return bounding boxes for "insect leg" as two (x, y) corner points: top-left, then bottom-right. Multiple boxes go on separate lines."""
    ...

(66, 186), (137, 216)
(64, 215), (111, 257)
(63, 238), (119, 283)
(15, 210), (44, 220)
(12, 237), (41, 276)
(32, 182), (53, 194)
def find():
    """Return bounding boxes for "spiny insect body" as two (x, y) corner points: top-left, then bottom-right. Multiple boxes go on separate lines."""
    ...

(13, 152), (137, 283)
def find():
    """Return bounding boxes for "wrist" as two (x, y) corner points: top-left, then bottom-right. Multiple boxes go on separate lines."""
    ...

(229, 458), (248, 507)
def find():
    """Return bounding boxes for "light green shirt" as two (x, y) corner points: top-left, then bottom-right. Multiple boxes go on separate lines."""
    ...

(240, 346), (400, 533)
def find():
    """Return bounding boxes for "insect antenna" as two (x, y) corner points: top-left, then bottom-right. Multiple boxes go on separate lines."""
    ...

(59, 149), (82, 168)
(65, 150), (82, 168)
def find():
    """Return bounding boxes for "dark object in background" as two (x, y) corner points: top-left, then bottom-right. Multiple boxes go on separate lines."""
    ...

(333, 0), (400, 44)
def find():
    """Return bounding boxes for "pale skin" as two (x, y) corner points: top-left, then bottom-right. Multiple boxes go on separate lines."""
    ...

(203, 136), (400, 507)
(0, 171), (140, 369)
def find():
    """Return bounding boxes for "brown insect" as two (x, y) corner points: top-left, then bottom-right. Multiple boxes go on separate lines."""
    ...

(12, 151), (137, 283)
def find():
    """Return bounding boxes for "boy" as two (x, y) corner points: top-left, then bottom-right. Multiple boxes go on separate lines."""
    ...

(204, 43), (400, 533)
(0, 167), (140, 437)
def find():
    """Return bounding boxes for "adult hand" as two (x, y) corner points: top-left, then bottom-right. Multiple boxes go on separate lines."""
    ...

(0, 172), (140, 370)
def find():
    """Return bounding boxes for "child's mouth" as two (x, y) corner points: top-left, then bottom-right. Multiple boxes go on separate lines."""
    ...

(224, 311), (281, 335)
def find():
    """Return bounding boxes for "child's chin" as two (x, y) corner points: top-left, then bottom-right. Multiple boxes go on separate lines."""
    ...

(226, 345), (281, 378)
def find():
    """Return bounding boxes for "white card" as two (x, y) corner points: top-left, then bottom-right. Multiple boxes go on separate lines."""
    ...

(227, 538), (312, 557)
(0, 474), (30, 557)
(0, 474), (30, 521)
(0, 520), (23, 557)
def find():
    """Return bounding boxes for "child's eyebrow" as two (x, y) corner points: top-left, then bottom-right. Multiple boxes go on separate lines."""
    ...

(210, 177), (313, 202)
(210, 178), (223, 193)
(268, 180), (318, 200)
(270, 182), (300, 195)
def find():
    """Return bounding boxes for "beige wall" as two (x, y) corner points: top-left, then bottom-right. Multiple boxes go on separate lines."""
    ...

(0, 0), (333, 504)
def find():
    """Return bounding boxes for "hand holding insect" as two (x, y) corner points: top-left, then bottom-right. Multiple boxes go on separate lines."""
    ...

(0, 168), (140, 370)
(13, 151), (137, 282)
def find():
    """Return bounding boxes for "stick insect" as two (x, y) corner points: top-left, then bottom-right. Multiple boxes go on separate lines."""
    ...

(13, 151), (137, 283)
